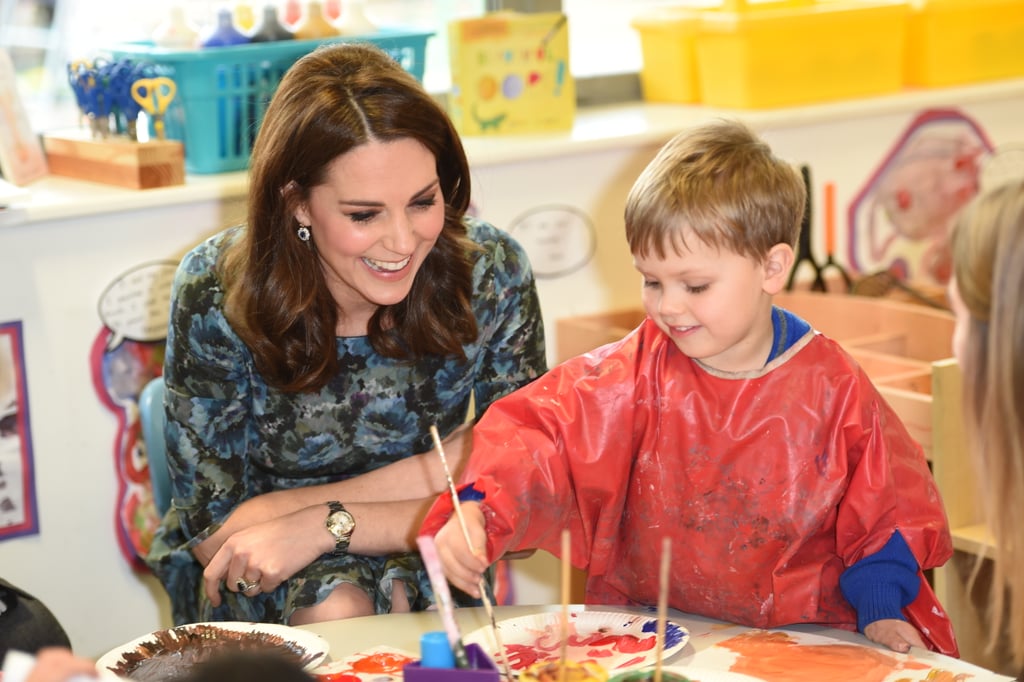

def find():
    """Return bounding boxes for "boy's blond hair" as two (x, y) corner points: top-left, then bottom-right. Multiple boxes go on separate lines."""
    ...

(625, 119), (806, 262)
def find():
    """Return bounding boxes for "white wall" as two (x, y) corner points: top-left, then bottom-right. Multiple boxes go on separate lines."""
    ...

(0, 86), (1021, 659)
(0, 197), (244, 657)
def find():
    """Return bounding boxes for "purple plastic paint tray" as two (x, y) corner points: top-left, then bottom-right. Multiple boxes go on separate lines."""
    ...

(403, 643), (500, 681)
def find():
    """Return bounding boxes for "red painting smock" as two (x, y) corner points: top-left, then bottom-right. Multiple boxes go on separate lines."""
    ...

(422, 317), (957, 655)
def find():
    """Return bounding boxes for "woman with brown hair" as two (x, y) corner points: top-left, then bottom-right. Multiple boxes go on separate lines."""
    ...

(146, 42), (547, 626)
(947, 178), (1024, 672)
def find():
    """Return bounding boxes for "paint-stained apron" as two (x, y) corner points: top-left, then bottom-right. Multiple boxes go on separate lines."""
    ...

(422, 318), (958, 657)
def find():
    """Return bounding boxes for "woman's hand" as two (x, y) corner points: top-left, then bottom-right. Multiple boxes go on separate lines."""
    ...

(193, 493), (289, 566)
(191, 424), (475, 567)
(201, 497), (440, 605)
(432, 501), (489, 598)
(203, 504), (335, 606)
(863, 618), (927, 653)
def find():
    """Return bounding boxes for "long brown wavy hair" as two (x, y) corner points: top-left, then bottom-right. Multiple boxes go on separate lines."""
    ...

(950, 179), (1024, 669)
(220, 42), (478, 393)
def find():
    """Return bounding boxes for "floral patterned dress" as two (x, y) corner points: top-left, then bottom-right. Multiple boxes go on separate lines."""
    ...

(146, 218), (547, 625)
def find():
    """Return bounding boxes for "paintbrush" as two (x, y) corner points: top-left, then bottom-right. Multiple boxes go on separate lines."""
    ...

(417, 534), (471, 669)
(429, 425), (514, 681)
(655, 536), (672, 682)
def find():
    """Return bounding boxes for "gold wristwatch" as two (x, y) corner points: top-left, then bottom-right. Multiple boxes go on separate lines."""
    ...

(324, 501), (355, 555)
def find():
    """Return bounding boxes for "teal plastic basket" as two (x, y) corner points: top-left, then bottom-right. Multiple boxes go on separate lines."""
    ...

(109, 29), (432, 174)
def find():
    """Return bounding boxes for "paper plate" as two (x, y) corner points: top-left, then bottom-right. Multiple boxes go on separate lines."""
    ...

(463, 610), (689, 673)
(661, 668), (765, 682)
(96, 621), (329, 680)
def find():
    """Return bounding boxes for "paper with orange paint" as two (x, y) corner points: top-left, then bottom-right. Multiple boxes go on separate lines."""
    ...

(685, 629), (1012, 682)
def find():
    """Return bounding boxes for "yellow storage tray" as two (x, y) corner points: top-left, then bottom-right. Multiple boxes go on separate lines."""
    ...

(694, 0), (910, 109)
(906, 0), (1024, 87)
(631, 8), (702, 103)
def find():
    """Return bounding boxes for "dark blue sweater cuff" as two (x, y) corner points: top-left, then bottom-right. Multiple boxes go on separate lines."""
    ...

(457, 483), (485, 503)
(847, 583), (906, 632)
(839, 531), (921, 632)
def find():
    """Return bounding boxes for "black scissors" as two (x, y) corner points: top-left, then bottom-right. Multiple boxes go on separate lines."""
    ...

(786, 165), (853, 292)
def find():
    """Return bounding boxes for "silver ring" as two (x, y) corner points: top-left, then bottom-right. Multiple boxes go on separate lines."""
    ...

(235, 578), (259, 593)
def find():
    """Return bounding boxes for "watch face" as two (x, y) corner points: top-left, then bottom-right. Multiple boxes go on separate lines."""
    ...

(328, 510), (355, 538)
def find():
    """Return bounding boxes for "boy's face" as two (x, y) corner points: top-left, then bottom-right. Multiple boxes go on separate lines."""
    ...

(634, 235), (789, 373)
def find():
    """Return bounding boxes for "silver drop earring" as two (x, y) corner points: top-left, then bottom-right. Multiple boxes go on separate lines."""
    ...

(297, 224), (311, 242)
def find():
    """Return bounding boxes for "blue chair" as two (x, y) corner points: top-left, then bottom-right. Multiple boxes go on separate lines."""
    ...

(139, 375), (171, 516)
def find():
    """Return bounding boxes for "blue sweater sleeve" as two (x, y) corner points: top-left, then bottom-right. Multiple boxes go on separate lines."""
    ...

(839, 530), (921, 632)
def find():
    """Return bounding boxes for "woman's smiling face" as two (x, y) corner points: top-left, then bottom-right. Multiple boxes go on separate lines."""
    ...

(294, 137), (445, 336)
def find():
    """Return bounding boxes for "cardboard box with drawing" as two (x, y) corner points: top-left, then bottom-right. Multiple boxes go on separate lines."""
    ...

(448, 12), (575, 136)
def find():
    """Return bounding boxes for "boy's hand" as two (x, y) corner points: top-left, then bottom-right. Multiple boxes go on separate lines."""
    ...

(433, 501), (489, 598)
(863, 618), (927, 653)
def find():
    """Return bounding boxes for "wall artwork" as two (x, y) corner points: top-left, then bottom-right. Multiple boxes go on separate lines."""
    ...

(89, 260), (176, 568)
(0, 319), (38, 541)
(847, 109), (994, 286)
(0, 49), (48, 186)
(447, 12), (574, 136)
(506, 204), (596, 279)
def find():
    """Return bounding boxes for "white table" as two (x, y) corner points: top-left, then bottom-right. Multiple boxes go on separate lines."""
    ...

(296, 604), (1014, 681)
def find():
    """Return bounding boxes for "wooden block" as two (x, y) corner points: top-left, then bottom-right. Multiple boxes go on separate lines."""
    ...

(876, 386), (933, 457)
(555, 309), (646, 363)
(42, 131), (184, 190)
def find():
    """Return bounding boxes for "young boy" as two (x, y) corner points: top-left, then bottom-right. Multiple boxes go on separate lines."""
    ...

(423, 119), (958, 656)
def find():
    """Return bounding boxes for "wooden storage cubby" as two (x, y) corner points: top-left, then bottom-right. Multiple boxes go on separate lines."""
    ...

(555, 290), (1001, 668)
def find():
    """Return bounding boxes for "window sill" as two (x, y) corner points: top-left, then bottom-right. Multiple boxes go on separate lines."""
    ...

(5, 77), (1023, 228)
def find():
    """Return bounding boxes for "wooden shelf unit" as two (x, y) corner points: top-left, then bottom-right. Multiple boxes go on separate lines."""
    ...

(555, 291), (998, 668)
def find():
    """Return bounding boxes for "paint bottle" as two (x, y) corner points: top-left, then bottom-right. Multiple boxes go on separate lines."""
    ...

(335, 0), (376, 35)
(249, 4), (294, 42)
(200, 7), (250, 47)
(292, 0), (339, 39)
(419, 631), (456, 669)
(282, 0), (302, 28)
(152, 4), (199, 49)
(233, 0), (256, 34)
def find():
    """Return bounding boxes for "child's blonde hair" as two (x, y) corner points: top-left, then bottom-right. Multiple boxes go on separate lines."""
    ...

(625, 119), (805, 262)
(950, 179), (1024, 669)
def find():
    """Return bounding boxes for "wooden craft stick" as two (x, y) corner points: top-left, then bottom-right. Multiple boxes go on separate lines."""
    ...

(559, 528), (571, 682)
(655, 536), (672, 682)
